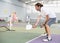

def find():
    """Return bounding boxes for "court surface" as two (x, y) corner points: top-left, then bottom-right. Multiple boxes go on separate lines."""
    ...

(26, 34), (60, 43)
(0, 22), (60, 43)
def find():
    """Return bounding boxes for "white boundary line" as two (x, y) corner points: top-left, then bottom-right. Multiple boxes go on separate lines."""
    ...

(26, 35), (42, 43)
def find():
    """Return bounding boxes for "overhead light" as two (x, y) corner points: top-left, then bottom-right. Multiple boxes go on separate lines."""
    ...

(31, 0), (35, 1)
(25, 1), (30, 4)
(25, 0), (36, 4)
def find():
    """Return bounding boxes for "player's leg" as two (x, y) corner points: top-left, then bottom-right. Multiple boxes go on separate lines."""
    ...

(43, 18), (56, 41)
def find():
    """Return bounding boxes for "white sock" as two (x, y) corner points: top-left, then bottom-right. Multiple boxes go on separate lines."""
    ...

(48, 36), (51, 40)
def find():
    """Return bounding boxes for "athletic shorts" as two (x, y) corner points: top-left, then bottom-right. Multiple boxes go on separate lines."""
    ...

(39, 18), (56, 27)
(47, 18), (56, 27)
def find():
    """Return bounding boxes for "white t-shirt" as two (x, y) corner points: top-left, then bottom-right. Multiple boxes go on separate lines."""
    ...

(38, 7), (56, 18)
(7, 15), (12, 22)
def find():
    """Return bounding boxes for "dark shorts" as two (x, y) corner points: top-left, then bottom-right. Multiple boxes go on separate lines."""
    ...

(47, 18), (56, 27)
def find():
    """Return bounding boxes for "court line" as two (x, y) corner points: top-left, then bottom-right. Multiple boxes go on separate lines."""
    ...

(26, 35), (42, 43)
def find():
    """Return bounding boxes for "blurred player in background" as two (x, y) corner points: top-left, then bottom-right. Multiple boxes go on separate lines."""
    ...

(8, 12), (18, 30)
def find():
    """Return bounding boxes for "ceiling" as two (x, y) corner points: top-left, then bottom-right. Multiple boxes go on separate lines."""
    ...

(18, 0), (60, 5)
(18, 0), (59, 3)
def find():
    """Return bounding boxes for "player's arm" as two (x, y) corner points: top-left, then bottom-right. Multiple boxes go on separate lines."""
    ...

(45, 15), (49, 24)
(35, 15), (41, 25)
(33, 15), (41, 28)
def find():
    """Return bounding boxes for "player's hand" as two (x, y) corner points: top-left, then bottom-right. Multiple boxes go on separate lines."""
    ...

(32, 24), (37, 28)
(40, 25), (44, 28)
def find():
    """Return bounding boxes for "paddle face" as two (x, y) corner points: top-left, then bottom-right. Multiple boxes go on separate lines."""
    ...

(26, 24), (32, 30)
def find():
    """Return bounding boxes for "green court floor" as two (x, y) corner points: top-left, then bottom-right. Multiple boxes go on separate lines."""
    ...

(0, 23), (60, 43)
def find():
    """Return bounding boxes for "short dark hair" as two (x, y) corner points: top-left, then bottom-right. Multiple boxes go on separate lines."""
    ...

(35, 3), (43, 7)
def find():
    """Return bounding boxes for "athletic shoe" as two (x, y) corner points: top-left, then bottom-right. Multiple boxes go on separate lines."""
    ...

(43, 37), (52, 42)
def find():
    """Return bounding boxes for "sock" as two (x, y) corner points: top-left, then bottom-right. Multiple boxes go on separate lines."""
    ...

(48, 36), (51, 40)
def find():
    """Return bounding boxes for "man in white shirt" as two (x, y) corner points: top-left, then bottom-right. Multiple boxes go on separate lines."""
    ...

(33, 3), (56, 41)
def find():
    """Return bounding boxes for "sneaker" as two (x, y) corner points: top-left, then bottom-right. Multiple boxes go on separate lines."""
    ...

(43, 38), (52, 42)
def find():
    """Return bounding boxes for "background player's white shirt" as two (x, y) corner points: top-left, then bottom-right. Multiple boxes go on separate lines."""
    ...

(7, 15), (13, 22)
(38, 7), (56, 18)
